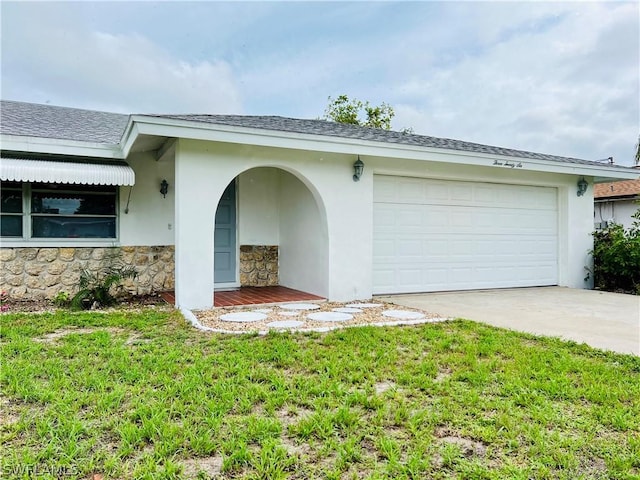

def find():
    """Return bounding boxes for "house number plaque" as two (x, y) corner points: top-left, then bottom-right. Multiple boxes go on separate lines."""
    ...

(493, 160), (523, 168)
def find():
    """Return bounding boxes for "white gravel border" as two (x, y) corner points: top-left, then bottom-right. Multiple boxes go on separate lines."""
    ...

(180, 308), (215, 332)
(186, 301), (450, 335)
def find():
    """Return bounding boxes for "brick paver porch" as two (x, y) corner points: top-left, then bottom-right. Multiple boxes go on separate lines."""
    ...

(160, 286), (324, 308)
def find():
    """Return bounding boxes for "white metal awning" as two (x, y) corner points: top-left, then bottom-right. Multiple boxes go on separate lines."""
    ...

(0, 158), (135, 186)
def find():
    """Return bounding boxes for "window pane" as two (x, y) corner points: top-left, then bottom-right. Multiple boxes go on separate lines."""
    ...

(31, 192), (116, 215)
(1, 215), (23, 237)
(32, 216), (116, 238)
(1, 187), (23, 213)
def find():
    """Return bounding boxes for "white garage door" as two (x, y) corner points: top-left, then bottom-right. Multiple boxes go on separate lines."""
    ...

(373, 176), (558, 294)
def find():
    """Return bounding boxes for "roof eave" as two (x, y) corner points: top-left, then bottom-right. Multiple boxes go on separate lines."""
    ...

(0, 134), (123, 159)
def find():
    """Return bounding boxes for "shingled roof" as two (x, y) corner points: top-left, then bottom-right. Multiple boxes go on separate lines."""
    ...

(147, 113), (618, 168)
(594, 179), (640, 199)
(0, 100), (634, 171)
(0, 100), (129, 144)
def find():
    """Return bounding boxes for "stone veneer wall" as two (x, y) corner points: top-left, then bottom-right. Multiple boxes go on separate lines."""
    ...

(239, 245), (278, 287)
(0, 246), (174, 300)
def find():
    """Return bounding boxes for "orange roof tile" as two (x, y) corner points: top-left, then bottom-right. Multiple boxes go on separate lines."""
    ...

(594, 179), (640, 199)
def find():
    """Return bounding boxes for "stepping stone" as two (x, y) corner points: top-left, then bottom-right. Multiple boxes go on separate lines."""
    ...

(348, 303), (382, 308)
(333, 307), (363, 313)
(267, 320), (304, 329)
(382, 310), (424, 320)
(280, 303), (320, 311)
(308, 312), (353, 322)
(220, 312), (267, 323)
(280, 311), (300, 317)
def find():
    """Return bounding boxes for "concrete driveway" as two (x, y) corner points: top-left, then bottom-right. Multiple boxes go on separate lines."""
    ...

(378, 287), (639, 356)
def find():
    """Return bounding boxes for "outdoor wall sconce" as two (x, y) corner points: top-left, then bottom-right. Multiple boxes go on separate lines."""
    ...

(577, 177), (588, 197)
(160, 179), (169, 198)
(353, 156), (364, 182)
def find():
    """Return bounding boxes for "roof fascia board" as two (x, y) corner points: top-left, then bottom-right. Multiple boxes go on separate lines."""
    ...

(128, 116), (640, 180)
(0, 134), (122, 159)
(593, 174), (639, 183)
(120, 120), (140, 158)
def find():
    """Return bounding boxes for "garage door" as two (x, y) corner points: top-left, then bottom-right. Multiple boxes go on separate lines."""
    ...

(373, 176), (558, 294)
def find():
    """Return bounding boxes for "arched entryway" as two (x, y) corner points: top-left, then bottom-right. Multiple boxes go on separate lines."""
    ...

(213, 166), (329, 304)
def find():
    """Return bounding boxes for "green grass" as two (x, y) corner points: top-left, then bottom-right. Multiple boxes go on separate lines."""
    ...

(1, 308), (639, 479)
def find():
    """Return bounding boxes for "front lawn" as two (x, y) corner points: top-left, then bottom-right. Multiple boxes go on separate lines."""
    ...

(1, 309), (639, 479)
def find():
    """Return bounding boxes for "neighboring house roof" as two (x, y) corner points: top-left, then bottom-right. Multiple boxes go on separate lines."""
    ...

(0, 100), (637, 175)
(594, 179), (640, 200)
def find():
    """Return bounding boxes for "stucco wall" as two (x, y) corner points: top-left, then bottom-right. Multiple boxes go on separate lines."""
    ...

(119, 151), (175, 246)
(238, 168), (280, 245)
(278, 170), (327, 297)
(174, 140), (239, 309)
(557, 178), (593, 289)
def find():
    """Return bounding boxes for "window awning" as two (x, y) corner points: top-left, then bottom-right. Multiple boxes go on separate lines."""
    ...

(0, 158), (135, 186)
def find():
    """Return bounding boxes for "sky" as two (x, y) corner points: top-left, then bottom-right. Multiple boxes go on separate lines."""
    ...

(1, 1), (638, 165)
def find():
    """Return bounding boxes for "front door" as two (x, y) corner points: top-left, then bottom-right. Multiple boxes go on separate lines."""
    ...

(214, 182), (237, 285)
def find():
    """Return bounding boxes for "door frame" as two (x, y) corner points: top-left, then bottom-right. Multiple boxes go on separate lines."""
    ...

(214, 178), (240, 291)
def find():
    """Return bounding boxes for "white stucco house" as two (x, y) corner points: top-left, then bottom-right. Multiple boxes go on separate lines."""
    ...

(1, 100), (638, 310)
(594, 179), (640, 230)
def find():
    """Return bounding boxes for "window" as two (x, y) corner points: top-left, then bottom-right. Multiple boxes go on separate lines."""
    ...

(0, 182), (117, 240)
(1, 181), (23, 237)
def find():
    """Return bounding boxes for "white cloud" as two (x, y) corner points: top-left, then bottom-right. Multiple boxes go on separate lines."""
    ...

(1, 6), (243, 114)
(390, 2), (639, 164)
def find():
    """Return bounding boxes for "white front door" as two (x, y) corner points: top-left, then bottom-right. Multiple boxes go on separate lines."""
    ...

(373, 175), (558, 294)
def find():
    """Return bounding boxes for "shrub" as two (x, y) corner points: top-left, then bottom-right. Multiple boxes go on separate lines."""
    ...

(52, 291), (70, 307)
(71, 250), (137, 310)
(590, 207), (640, 294)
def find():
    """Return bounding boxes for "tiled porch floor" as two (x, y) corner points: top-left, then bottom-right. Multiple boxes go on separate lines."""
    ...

(160, 286), (325, 308)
